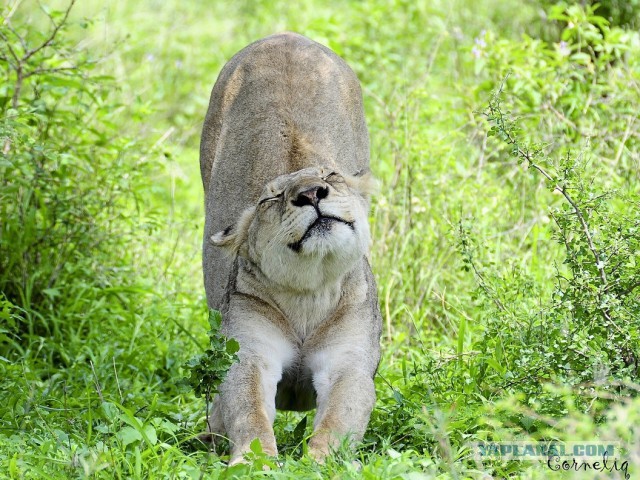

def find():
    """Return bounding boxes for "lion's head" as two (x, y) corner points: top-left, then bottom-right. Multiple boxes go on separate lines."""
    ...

(211, 166), (377, 291)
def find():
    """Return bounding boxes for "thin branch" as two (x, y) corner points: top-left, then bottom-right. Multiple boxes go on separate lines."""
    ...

(484, 88), (614, 324)
(3, 0), (24, 23)
(23, 65), (79, 78)
(89, 360), (104, 403)
(485, 100), (609, 293)
(0, 29), (20, 65)
(1, 0), (78, 108)
(11, 64), (23, 109)
(545, 101), (579, 132)
(549, 210), (572, 253)
(457, 222), (509, 314)
(5, 22), (28, 53)
(22, 0), (76, 62)
(469, 257), (508, 313)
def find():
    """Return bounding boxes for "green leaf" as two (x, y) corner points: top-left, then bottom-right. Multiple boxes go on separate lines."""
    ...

(142, 424), (157, 446)
(486, 358), (505, 375)
(208, 309), (223, 330)
(293, 415), (308, 444)
(101, 402), (118, 421)
(249, 437), (263, 455)
(117, 426), (142, 446)
(226, 338), (240, 355)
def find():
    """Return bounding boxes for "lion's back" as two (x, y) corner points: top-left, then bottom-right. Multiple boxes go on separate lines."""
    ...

(200, 32), (370, 310)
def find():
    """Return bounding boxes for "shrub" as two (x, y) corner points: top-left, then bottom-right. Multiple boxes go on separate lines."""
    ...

(368, 3), (639, 470)
(536, 0), (640, 29)
(473, 87), (639, 398)
(473, 2), (639, 181)
(0, 2), (156, 346)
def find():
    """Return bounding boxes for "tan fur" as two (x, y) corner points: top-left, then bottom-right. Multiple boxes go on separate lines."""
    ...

(200, 32), (382, 464)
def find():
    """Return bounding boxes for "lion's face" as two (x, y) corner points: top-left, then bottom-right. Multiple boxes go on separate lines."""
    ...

(211, 166), (376, 291)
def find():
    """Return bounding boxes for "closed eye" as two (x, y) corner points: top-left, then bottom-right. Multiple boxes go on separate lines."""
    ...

(259, 193), (283, 205)
(323, 172), (344, 183)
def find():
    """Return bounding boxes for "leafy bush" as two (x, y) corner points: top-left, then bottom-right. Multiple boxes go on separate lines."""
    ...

(461, 6), (639, 415)
(0, 6), (208, 478)
(180, 309), (239, 401)
(367, 3), (639, 474)
(473, 2), (639, 181)
(536, 0), (640, 29)
(474, 87), (638, 397)
(0, 2), (157, 344)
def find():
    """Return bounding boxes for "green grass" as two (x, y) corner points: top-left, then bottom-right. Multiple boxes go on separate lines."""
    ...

(1, 0), (639, 478)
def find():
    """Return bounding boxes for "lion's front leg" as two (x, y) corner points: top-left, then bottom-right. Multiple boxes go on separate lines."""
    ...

(307, 348), (376, 461)
(218, 356), (280, 464)
(214, 293), (297, 465)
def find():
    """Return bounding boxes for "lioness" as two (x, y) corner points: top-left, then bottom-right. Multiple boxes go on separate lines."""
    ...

(200, 32), (382, 464)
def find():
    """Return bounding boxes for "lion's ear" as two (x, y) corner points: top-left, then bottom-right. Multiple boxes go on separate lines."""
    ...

(210, 206), (256, 256)
(345, 169), (380, 197)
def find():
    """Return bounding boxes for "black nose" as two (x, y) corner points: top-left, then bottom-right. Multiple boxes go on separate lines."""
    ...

(292, 185), (329, 207)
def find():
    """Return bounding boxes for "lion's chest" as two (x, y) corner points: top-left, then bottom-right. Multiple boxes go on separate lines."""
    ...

(273, 286), (342, 340)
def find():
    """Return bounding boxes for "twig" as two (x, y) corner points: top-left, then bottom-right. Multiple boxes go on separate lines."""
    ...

(613, 116), (634, 166)
(469, 258), (508, 313)
(457, 221), (508, 313)
(113, 357), (123, 403)
(484, 91), (611, 322)
(2, 0), (77, 108)
(545, 102), (579, 132)
(22, 0), (76, 62)
(89, 360), (104, 403)
(5, 22), (28, 53)
(0, 29), (20, 65)
(3, 0), (24, 23)
(23, 65), (80, 78)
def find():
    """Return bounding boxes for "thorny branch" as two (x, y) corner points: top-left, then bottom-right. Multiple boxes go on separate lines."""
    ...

(483, 80), (613, 324)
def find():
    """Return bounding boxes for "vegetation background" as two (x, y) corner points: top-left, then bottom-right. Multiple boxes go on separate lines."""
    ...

(1, 0), (638, 478)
